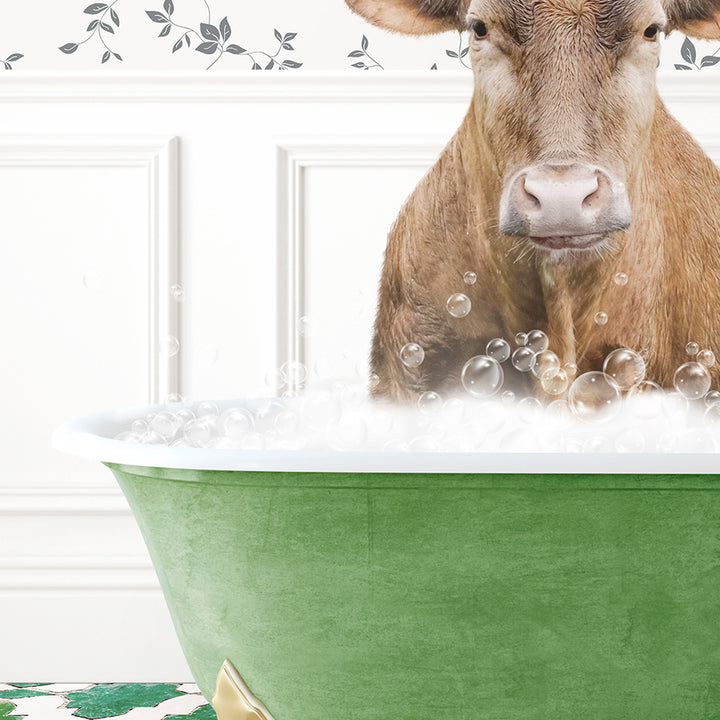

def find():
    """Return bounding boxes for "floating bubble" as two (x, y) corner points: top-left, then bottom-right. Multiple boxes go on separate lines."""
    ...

(673, 362), (711, 400)
(511, 346), (536, 373)
(296, 316), (313, 337)
(705, 404), (720, 426)
(131, 418), (148, 435)
(265, 368), (285, 392)
(486, 338), (511, 363)
(400, 343), (425, 368)
(705, 390), (720, 408)
(418, 390), (443, 414)
(627, 380), (664, 418)
(546, 399), (572, 422)
(368, 373), (380, 390)
(515, 332), (527, 346)
(613, 272), (628, 286)
(501, 390), (516, 405)
(697, 349), (716, 368)
(594, 312), (608, 326)
(563, 362), (578, 378)
(541, 367), (570, 395)
(602, 348), (646, 391)
(446, 293), (472, 318)
(170, 284), (184, 301)
(685, 341), (699, 356)
(149, 411), (177, 440)
(461, 355), (504, 398)
(531, 350), (560, 379)
(281, 360), (307, 386)
(568, 371), (621, 423)
(526, 329), (549, 353)
(160, 335), (180, 357)
(463, 271), (477, 285)
(612, 181), (626, 194)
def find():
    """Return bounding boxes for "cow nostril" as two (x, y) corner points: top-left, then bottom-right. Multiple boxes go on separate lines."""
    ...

(521, 177), (541, 210)
(581, 177), (602, 210)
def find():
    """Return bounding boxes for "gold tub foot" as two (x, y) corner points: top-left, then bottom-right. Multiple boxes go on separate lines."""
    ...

(212, 659), (276, 720)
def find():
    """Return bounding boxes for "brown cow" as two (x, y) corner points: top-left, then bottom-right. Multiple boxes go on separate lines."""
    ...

(346, 0), (720, 402)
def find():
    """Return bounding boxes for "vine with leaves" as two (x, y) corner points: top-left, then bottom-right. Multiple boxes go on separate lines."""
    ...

(59, 1), (123, 64)
(675, 36), (720, 70)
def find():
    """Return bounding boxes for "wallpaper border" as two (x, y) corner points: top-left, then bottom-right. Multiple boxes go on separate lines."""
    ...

(0, 71), (716, 103)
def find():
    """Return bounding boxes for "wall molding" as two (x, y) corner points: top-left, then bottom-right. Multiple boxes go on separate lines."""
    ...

(0, 136), (179, 404)
(275, 136), (446, 391)
(0, 71), (716, 104)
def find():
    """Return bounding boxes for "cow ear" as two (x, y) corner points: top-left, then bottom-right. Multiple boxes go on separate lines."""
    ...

(345, 0), (467, 35)
(664, 0), (720, 38)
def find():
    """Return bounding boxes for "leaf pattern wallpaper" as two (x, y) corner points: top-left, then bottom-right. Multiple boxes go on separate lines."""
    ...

(0, 0), (715, 72)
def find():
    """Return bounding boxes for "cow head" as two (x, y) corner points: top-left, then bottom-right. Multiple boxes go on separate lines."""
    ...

(346, 0), (720, 261)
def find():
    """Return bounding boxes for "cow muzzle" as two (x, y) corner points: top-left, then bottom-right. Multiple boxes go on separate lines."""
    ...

(498, 163), (632, 250)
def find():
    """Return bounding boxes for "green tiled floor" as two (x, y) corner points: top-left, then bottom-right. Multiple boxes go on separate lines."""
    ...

(0, 683), (216, 719)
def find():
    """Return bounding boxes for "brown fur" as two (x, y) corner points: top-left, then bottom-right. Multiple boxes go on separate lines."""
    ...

(353, 0), (720, 401)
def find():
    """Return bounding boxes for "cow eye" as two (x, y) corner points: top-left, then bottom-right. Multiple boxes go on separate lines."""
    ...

(471, 20), (488, 39)
(643, 24), (659, 40)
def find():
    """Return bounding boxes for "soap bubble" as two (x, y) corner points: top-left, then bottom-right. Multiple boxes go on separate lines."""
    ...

(131, 418), (148, 435)
(446, 293), (472, 318)
(563, 362), (578, 378)
(183, 417), (216, 447)
(568, 372), (621, 422)
(139, 430), (167, 445)
(594, 312), (608, 326)
(160, 335), (180, 357)
(255, 400), (285, 433)
(704, 404), (720, 426)
(149, 411), (177, 440)
(196, 401), (219, 417)
(697, 349), (716, 368)
(531, 350), (560, 379)
(400, 343), (425, 368)
(273, 409), (300, 436)
(613, 272), (628, 286)
(515, 332), (528, 346)
(627, 380), (664, 418)
(526, 330), (549, 353)
(418, 390), (443, 414)
(602, 348), (646, 391)
(511, 346), (536, 373)
(705, 390), (720, 408)
(541, 367), (570, 395)
(486, 338), (511, 362)
(685, 341), (699, 356)
(220, 407), (254, 438)
(501, 390), (516, 405)
(612, 181), (626, 194)
(296, 316), (313, 337)
(463, 271), (477, 285)
(440, 397), (466, 424)
(368, 373), (380, 389)
(673, 362), (711, 400)
(662, 391), (688, 420)
(517, 397), (543, 423)
(166, 393), (184, 403)
(461, 355), (504, 398)
(170, 284), (184, 301)
(281, 360), (307, 386)
(546, 399), (572, 423)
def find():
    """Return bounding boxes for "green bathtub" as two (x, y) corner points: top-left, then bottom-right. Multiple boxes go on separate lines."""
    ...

(54, 401), (720, 719)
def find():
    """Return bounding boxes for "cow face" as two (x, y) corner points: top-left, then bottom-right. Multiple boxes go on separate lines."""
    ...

(346, 0), (720, 260)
